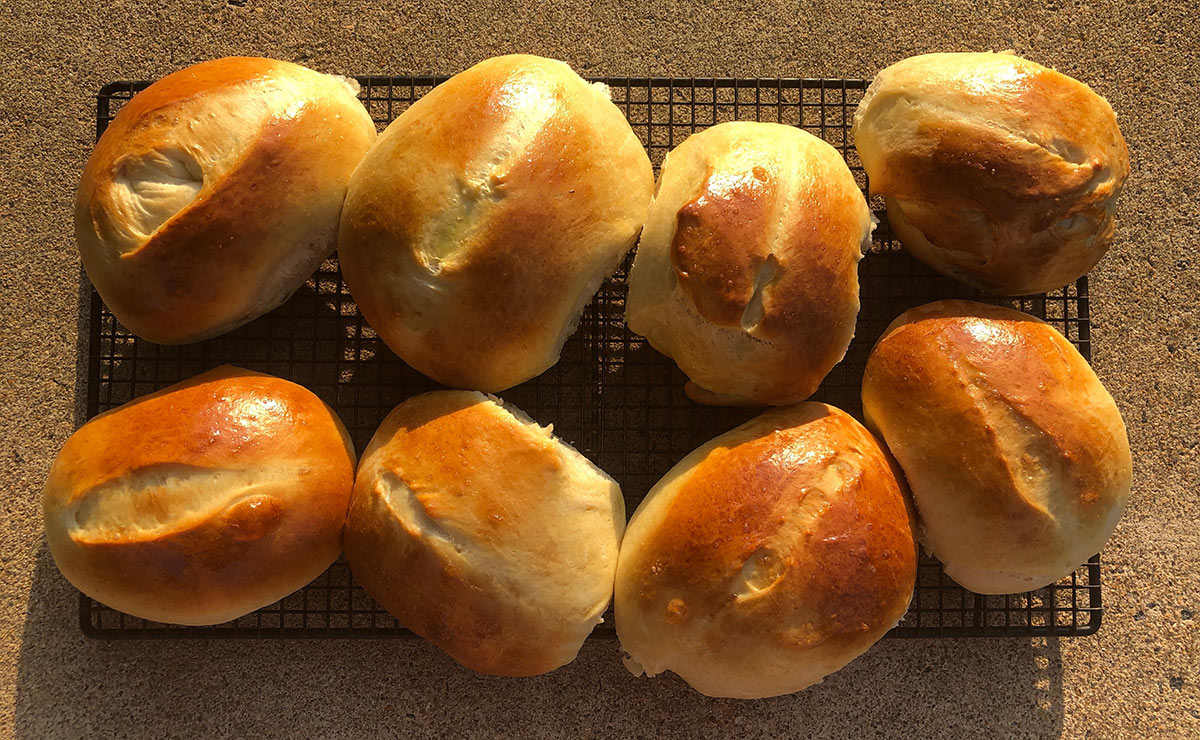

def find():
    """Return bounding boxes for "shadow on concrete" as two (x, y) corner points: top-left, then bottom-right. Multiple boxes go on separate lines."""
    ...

(14, 533), (1065, 739)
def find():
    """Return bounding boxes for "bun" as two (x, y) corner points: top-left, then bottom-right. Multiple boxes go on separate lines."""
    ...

(861, 300), (1132, 593)
(42, 365), (356, 625)
(626, 122), (870, 405)
(344, 391), (625, 676)
(338, 54), (654, 392)
(615, 403), (917, 698)
(75, 57), (377, 343)
(853, 51), (1129, 295)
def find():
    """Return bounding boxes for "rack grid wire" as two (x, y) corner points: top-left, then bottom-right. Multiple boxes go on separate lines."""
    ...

(79, 75), (1101, 639)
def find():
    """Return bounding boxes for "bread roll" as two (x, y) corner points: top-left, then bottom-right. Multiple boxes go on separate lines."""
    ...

(853, 52), (1129, 295)
(861, 300), (1132, 594)
(338, 54), (654, 392)
(615, 403), (917, 698)
(76, 57), (377, 343)
(43, 365), (356, 625)
(344, 391), (624, 676)
(626, 122), (871, 406)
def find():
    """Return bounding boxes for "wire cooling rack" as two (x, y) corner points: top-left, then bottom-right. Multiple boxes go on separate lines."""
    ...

(79, 76), (1101, 639)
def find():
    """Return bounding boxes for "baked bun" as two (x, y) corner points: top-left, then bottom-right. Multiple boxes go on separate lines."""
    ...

(76, 57), (377, 343)
(338, 54), (654, 392)
(43, 365), (356, 625)
(861, 300), (1132, 594)
(344, 391), (625, 676)
(615, 403), (917, 698)
(625, 122), (871, 406)
(853, 52), (1129, 295)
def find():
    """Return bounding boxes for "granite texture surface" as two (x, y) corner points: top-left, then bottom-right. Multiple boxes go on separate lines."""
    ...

(1, 1), (1197, 737)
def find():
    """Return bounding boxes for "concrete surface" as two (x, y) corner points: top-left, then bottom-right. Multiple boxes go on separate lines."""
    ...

(2, 1), (1198, 737)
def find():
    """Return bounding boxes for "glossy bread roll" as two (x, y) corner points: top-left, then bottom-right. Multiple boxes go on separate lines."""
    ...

(626, 122), (871, 406)
(43, 365), (356, 625)
(76, 57), (377, 343)
(338, 54), (654, 392)
(344, 391), (625, 676)
(615, 403), (917, 698)
(853, 52), (1129, 295)
(861, 300), (1132, 593)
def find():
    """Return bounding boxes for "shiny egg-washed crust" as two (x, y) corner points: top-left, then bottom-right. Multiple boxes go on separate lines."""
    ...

(614, 403), (917, 698)
(338, 54), (654, 393)
(344, 391), (625, 676)
(75, 57), (377, 343)
(625, 122), (871, 406)
(861, 300), (1132, 594)
(853, 51), (1129, 295)
(42, 365), (356, 625)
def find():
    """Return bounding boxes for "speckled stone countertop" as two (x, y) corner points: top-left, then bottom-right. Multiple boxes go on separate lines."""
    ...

(1, 2), (1196, 737)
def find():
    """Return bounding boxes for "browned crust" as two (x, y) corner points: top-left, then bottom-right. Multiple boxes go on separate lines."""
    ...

(396, 113), (610, 371)
(755, 166), (863, 346)
(855, 54), (1130, 295)
(42, 365), (356, 624)
(346, 489), (564, 677)
(624, 403), (916, 655)
(871, 68), (1119, 214)
(863, 300), (1128, 526)
(667, 142), (863, 347)
(671, 164), (777, 326)
(634, 123), (866, 406)
(860, 300), (1132, 590)
(76, 57), (375, 343)
(91, 115), (313, 336)
(338, 55), (653, 391)
(344, 391), (616, 676)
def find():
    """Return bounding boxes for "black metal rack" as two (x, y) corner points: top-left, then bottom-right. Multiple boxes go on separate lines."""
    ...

(79, 75), (1101, 639)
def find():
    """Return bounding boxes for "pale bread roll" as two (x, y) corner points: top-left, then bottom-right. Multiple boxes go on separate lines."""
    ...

(43, 365), (356, 625)
(861, 300), (1132, 593)
(338, 54), (654, 393)
(76, 57), (377, 343)
(626, 122), (871, 406)
(344, 391), (625, 676)
(615, 403), (917, 698)
(853, 51), (1129, 295)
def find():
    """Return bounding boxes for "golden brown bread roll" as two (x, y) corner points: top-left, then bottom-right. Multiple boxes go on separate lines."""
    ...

(625, 122), (871, 406)
(76, 57), (377, 343)
(43, 365), (356, 625)
(344, 391), (625, 676)
(615, 403), (917, 698)
(338, 54), (654, 392)
(853, 52), (1129, 295)
(861, 300), (1132, 594)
